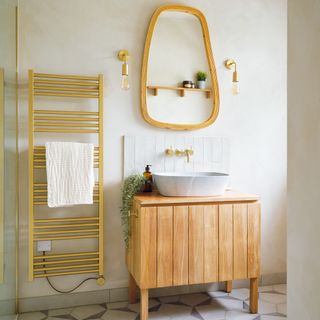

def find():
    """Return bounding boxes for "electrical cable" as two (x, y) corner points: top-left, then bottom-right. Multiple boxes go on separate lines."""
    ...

(42, 251), (99, 294)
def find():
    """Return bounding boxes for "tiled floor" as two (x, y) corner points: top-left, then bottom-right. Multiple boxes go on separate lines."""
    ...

(18, 284), (287, 320)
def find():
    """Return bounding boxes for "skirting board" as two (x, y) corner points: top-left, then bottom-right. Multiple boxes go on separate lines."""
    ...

(18, 272), (287, 313)
(0, 298), (16, 317)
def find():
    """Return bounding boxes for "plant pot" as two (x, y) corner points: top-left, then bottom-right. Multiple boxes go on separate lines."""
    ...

(197, 80), (206, 89)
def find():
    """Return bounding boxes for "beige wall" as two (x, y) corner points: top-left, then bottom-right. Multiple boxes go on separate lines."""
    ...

(0, 0), (17, 315)
(288, 0), (320, 318)
(18, 0), (287, 298)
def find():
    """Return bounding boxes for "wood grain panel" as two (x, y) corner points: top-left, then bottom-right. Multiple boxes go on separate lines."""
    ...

(157, 206), (173, 287)
(218, 204), (233, 281)
(173, 206), (189, 285)
(250, 277), (259, 313)
(248, 202), (261, 278)
(204, 205), (218, 282)
(127, 211), (134, 276)
(233, 204), (248, 279)
(140, 207), (157, 288)
(189, 205), (204, 284)
(130, 204), (140, 284)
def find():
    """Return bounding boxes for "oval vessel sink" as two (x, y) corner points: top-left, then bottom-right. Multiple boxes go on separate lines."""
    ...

(153, 172), (229, 197)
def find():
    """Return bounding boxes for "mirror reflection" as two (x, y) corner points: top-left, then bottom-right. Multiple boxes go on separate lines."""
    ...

(146, 11), (214, 126)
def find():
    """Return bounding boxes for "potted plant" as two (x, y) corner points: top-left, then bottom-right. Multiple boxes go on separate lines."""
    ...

(196, 71), (207, 89)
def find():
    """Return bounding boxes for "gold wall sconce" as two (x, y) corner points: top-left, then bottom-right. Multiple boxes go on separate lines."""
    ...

(225, 59), (239, 95)
(118, 50), (130, 90)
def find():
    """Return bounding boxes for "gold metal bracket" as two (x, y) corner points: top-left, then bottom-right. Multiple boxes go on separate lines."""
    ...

(118, 50), (130, 62)
(225, 59), (236, 70)
(96, 277), (105, 286)
(225, 59), (239, 88)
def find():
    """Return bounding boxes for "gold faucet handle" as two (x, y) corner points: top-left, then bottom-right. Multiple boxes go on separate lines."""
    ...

(175, 149), (184, 156)
(186, 147), (194, 156)
(165, 147), (174, 156)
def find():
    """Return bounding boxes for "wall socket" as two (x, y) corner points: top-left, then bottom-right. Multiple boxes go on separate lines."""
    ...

(37, 240), (52, 252)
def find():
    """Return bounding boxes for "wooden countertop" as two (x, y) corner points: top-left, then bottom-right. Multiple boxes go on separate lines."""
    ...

(133, 190), (259, 206)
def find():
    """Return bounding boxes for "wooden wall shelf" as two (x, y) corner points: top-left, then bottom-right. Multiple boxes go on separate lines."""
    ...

(147, 85), (212, 98)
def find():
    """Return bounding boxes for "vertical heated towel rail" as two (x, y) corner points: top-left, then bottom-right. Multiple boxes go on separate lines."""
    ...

(28, 70), (104, 284)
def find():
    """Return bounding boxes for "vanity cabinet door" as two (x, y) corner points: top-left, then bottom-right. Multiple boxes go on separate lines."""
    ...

(233, 204), (248, 280)
(218, 204), (233, 281)
(248, 202), (261, 278)
(157, 206), (173, 287)
(204, 205), (219, 282)
(218, 203), (261, 281)
(129, 202), (260, 289)
(140, 207), (157, 289)
(173, 206), (189, 285)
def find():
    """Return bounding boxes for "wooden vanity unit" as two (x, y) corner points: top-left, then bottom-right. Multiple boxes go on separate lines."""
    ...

(126, 191), (260, 320)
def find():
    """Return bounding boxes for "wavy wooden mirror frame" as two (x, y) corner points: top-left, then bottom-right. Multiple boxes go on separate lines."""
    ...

(140, 4), (220, 130)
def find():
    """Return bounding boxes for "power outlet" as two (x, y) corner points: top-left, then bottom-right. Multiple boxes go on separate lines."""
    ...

(37, 240), (52, 252)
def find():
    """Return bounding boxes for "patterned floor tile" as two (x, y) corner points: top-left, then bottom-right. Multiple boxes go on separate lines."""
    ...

(18, 283), (287, 320)
(48, 308), (73, 317)
(258, 286), (274, 293)
(207, 291), (228, 298)
(158, 295), (180, 304)
(255, 300), (277, 315)
(101, 310), (137, 320)
(148, 311), (171, 320)
(225, 310), (258, 319)
(273, 284), (286, 295)
(158, 303), (192, 319)
(259, 293), (287, 305)
(127, 299), (160, 313)
(70, 305), (106, 320)
(214, 297), (244, 311)
(106, 301), (129, 310)
(191, 308), (205, 320)
(180, 293), (210, 307)
(18, 311), (47, 320)
(276, 303), (287, 316)
(229, 288), (250, 301)
(195, 303), (226, 320)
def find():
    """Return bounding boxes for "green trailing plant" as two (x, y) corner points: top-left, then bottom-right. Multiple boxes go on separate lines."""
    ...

(196, 71), (207, 81)
(120, 174), (145, 248)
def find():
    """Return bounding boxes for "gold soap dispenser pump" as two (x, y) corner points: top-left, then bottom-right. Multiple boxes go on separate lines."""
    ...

(143, 165), (153, 192)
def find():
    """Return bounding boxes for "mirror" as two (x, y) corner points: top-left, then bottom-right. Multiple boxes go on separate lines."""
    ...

(141, 5), (219, 130)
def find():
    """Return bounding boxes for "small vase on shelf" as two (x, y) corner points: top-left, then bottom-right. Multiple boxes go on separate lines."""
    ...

(196, 71), (207, 89)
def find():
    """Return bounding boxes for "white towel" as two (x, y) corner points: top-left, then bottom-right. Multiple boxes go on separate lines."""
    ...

(45, 142), (95, 207)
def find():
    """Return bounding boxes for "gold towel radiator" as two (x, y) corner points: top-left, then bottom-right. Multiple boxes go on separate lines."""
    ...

(28, 70), (104, 284)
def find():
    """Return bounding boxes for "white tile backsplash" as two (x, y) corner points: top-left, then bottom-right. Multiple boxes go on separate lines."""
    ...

(123, 135), (229, 178)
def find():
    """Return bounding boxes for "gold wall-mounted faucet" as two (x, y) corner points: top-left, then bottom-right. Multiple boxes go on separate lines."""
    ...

(165, 147), (194, 163)
(165, 146), (174, 156)
(185, 148), (194, 163)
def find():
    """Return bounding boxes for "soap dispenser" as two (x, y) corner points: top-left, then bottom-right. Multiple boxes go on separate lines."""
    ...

(143, 165), (153, 192)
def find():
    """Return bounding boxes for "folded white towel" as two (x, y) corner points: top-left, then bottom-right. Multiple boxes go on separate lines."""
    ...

(45, 142), (95, 207)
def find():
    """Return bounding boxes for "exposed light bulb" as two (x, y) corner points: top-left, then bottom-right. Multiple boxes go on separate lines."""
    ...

(232, 81), (239, 95)
(121, 74), (130, 90)
(121, 62), (130, 90)
(232, 69), (239, 95)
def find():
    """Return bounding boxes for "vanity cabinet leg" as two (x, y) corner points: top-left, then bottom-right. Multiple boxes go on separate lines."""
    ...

(249, 278), (259, 313)
(128, 274), (137, 304)
(225, 280), (232, 293)
(140, 288), (149, 320)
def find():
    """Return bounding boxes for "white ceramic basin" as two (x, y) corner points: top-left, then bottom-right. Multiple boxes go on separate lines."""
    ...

(153, 172), (229, 197)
